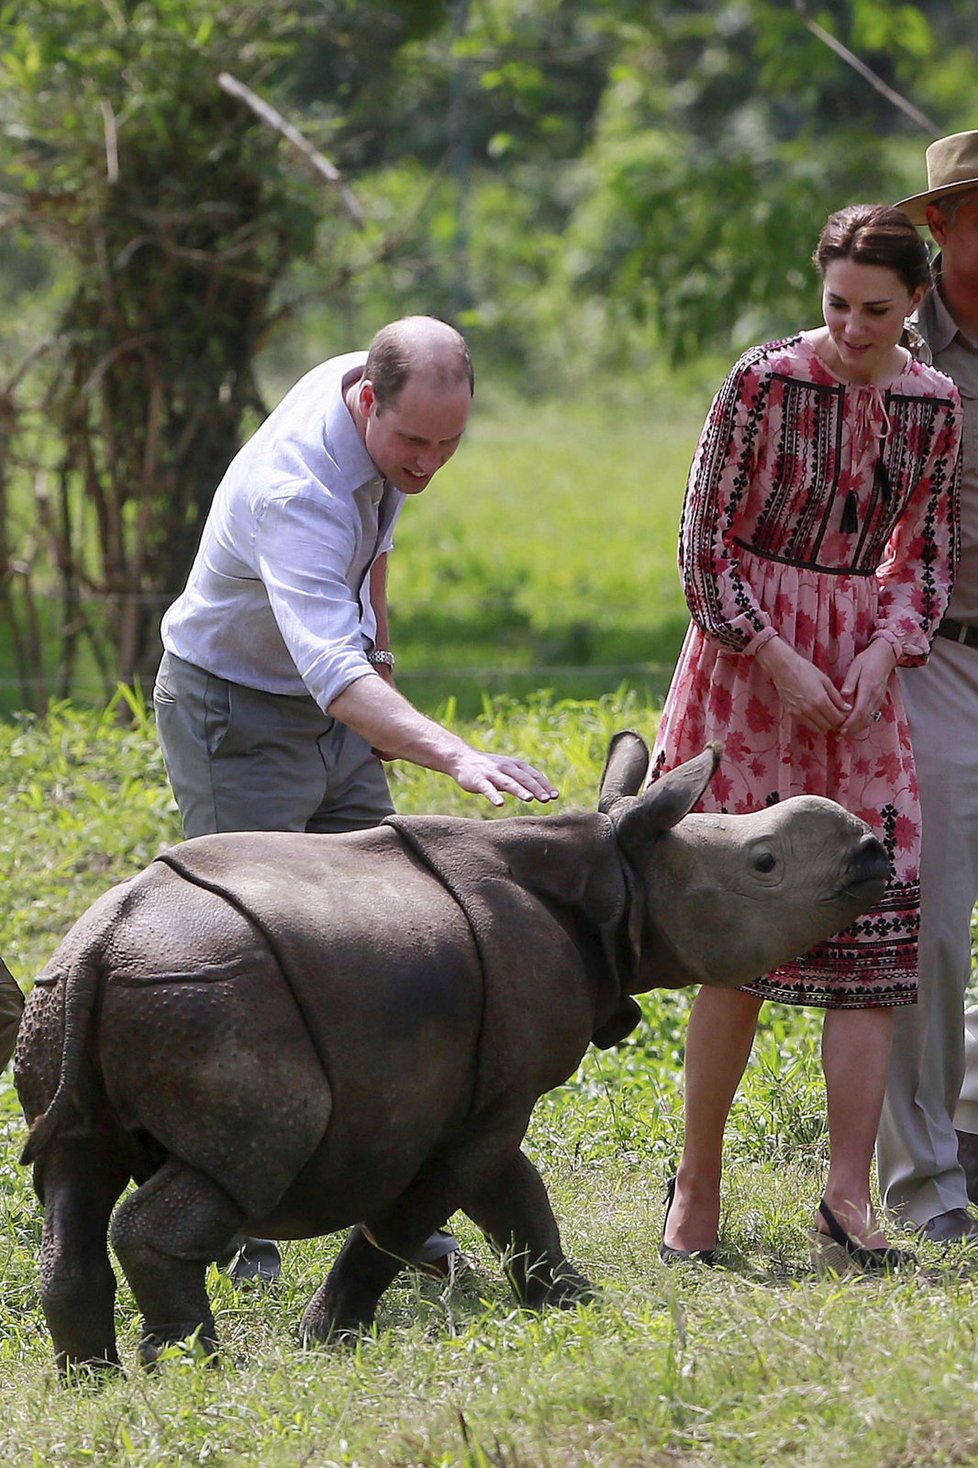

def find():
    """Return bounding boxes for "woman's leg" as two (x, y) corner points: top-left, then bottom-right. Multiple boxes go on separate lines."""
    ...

(817, 1005), (895, 1247)
(663, 985), (764, 1252)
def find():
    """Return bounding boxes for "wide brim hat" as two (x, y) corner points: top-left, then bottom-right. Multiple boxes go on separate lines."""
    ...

(895, 130), (978, 223)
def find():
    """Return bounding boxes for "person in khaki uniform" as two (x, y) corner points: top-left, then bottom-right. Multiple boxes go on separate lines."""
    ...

(0, 959), (24, 1072)
(877, 131), (978, 1242)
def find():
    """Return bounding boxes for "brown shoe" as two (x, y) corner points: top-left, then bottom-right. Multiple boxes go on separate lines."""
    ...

(914, 1206), (978, 1244)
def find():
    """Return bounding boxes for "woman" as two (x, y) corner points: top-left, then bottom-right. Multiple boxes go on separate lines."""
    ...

(653, 204), (962, 1273)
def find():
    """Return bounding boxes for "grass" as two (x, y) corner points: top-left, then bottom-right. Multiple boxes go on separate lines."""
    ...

(387, 390), (699, 715)
(4, 696), (978, 1466)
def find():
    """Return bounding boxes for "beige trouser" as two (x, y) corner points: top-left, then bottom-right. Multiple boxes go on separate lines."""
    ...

(0, 957), (24, 1072)
(877, 636), (978, 1225)
(953, 1008), (978, 1134)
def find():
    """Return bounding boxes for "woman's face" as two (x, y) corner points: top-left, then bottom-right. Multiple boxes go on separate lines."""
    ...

(821, 258), (925, 383)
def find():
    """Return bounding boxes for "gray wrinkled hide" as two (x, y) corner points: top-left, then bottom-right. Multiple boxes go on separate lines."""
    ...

(13, 736), (888, 1371)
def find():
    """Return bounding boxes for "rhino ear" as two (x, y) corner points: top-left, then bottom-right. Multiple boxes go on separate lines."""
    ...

(598, 730), (650, 814)
(613, 742), (721, 843)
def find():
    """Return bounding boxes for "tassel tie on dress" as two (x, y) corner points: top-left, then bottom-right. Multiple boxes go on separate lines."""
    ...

(841, 386), (892, 535)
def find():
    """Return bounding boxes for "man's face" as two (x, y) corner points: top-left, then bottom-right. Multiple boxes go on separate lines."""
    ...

(929, 192), (978, 300)
(359, 376), (471, 494)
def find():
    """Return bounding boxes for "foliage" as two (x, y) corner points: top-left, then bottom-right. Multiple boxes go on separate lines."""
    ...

(4, 1), (978, 710)
(0, 0), (364, 706)
(3, 697), (978, 1464)
(278, 0), (978, 386)
(541, 0), (978, 364)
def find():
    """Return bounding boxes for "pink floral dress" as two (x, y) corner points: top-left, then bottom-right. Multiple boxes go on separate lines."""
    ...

(650, 333), (962, 1008)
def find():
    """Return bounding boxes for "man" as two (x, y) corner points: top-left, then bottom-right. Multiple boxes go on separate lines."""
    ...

(877, 131), (978, 1242)
(154, 315), (559, 1280)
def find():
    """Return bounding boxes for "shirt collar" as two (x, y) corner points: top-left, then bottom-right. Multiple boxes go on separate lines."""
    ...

(325, 359), (383, 492)
(918, 257), (977, 355)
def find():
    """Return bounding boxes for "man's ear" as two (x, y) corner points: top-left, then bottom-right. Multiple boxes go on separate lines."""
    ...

(925, 202), (949, 248)
(358, 379), (377, 415)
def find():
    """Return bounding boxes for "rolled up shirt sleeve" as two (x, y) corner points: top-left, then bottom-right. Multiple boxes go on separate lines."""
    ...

(254, 487), (376, 711)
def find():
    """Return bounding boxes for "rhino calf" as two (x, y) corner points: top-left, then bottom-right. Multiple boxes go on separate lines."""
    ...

(14, 735), (887, 1372)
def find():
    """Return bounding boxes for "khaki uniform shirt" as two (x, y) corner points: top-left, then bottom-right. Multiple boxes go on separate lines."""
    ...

(916, 279), (978, 623)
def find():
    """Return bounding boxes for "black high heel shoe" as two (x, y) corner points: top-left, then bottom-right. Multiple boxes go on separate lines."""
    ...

(809, 1199), (916, 1277)
(659, 1175), (717, 1266)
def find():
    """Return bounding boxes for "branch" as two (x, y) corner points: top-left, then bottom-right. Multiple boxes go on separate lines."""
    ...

(218, 71), (365, 228)
(256, 146), (456, 348)
(101, 98), (119, 184)
(4, 336), (58, 395)
(793, 2), (939, 137)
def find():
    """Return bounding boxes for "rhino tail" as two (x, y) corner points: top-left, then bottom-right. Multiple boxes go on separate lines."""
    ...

(20, 936), (104, 1168)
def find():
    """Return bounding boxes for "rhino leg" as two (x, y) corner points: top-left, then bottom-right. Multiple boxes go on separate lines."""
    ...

(463, 1148), (593, 1310)
(302, 1166), (465, 1343)
(301, 1223), (410, 1344)
(34, 1138), (131, 1374)
(110, 1157), (243, 1368)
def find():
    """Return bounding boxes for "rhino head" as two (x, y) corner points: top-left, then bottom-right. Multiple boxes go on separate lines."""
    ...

(598, 732), (890, 993)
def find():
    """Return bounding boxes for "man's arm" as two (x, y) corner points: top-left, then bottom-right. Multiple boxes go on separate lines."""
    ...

(329, 675), (559, 807)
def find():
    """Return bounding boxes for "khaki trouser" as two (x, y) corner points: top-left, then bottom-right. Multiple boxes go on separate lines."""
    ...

(955, 1006), (978, 1134)
(877, 636), (978, 1225)
(0, 957), (24, 1072)
(153, 652), (394, 837)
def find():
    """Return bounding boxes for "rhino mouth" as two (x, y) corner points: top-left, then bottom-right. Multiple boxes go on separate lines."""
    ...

(835, 840), (890, 903)
(840, 870), (888, 901)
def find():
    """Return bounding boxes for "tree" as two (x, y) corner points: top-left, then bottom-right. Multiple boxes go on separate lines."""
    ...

(0, 0), (375, 706)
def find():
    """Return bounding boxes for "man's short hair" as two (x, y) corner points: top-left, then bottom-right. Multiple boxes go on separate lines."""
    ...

(933, 187), (978, 227)
(364, 317), (474, 409)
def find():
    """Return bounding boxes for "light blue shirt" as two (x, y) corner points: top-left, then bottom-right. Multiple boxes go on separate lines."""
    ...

(162, 353), (405, 711)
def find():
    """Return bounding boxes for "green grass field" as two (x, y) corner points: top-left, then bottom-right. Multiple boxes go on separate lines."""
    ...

(5, 385), (978, 1464)
(385, 389), (700, 714)
(3, 695), (978, 1467)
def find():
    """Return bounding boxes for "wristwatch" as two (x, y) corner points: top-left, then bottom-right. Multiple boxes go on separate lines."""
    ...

(366, 648), (395, 669)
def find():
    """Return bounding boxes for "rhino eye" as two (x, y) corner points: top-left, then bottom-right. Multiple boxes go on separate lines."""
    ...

(754, 851), (777, 873)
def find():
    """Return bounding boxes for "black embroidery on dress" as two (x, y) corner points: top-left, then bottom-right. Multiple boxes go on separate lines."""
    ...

(679, 339), (960, 653)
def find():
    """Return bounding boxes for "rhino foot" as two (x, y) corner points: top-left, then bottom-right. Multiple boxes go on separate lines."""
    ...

(300, 1290), (377, 1348)
(59, 1351), (124, 1383)
(138, 1321), (219, 1370)
(520, 1259), (595, 1311)
(300, 1315), (370, 1350)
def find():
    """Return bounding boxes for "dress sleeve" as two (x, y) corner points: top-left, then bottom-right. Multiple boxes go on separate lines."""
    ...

(873, 390), (962, 667)
(678, 354), (779, 655)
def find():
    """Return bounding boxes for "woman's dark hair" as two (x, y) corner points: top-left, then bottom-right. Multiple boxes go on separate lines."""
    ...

(813, 204), (932, 295)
